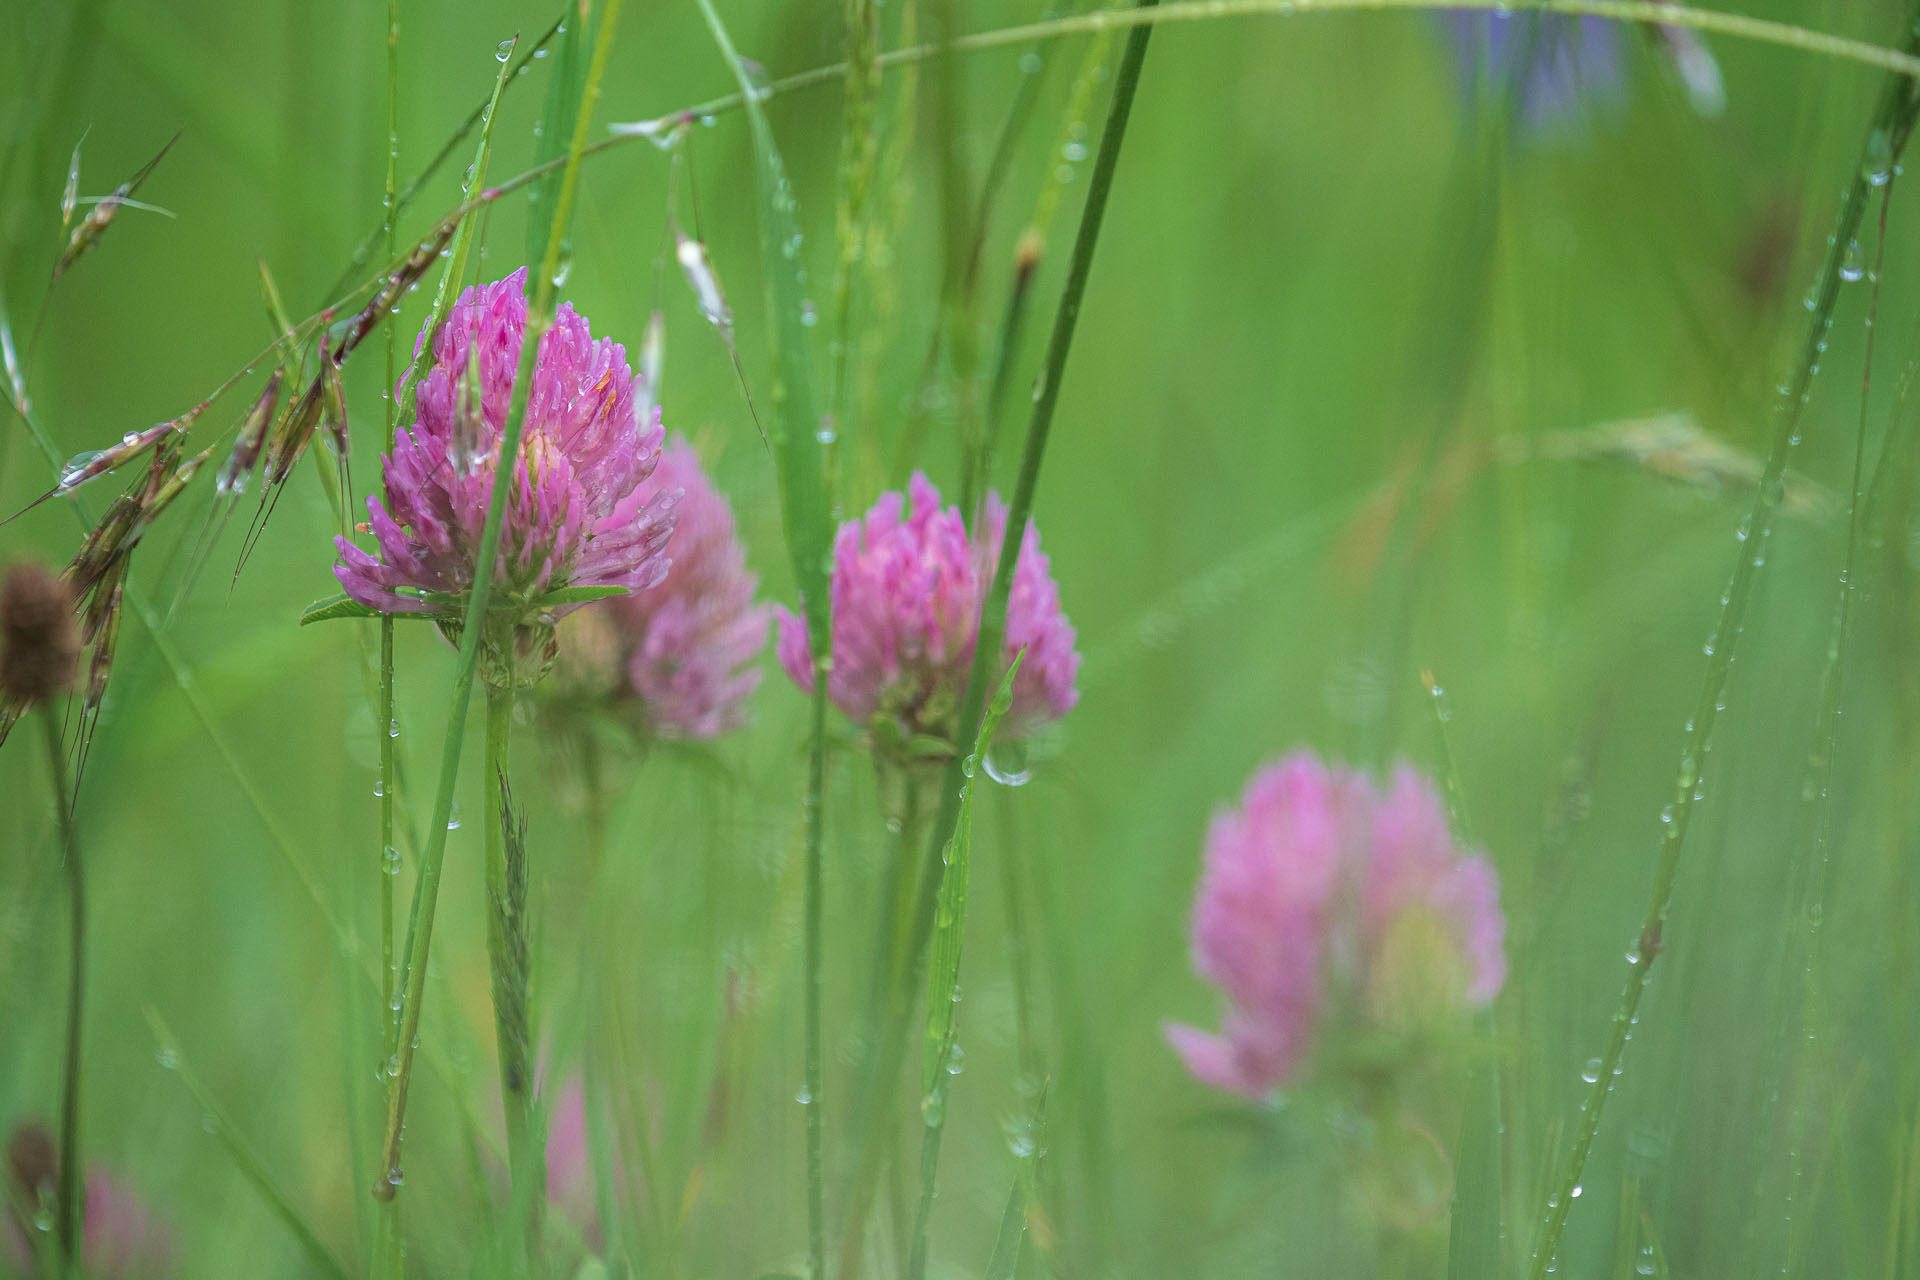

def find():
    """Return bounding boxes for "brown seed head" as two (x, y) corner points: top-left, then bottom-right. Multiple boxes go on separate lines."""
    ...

(0, 562), (79, 704)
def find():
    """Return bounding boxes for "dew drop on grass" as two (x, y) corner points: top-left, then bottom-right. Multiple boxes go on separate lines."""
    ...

(983, 738), (1032, 787)
(1840, 239), (1867, 281)
(446, 801), (462, 831)
(795, 1085), (812, 1105)
(155, 1047), (178, 1070)
(1865, 127), (1895, 186)
(1570, 1184), (1583, 1199)
(495, 38), (513, 62)
(1581, 1058), (1602, 1084)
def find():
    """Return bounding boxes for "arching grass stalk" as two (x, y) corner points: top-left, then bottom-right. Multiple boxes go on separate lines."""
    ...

(375, 0), (624, 1205)
(39, 704), (82, 1280)
(1526, 29), (1920, 1278)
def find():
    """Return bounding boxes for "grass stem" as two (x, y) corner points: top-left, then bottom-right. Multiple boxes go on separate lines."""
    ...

(40, 704), (82, 1280)
(374, 0), (624, 1205)
(1525, 24), (1920, 1276)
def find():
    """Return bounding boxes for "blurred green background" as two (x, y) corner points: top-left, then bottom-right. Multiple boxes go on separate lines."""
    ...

(3, 0), (1919, 1276)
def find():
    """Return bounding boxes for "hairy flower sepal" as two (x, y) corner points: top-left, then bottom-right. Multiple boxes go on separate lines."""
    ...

(302, 584), (633, 688)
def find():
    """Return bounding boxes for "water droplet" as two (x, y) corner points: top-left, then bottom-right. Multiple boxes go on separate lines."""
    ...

(983, 738), (1032, 787)
(1864, 127), (1895, 186)
(1062, 141), (1088, 163)
(1019, 51), (1043, 75)
(800, 300), (818, 326)
(1581, 1058), (1602, 1084)
(155, 1047), (179, 1070)
(947, 1044), (965, 1075)
(446, 802), (462, 831)
(496, 39), (514, 62)
(795, 1085), (813, 1105)
(1840, 238), (1867, 282)
(59, 450), (105, 488)
(373, 779), (386, 797)
(1570, 1184), (1583, 1198)
(383, 845), (401, 875)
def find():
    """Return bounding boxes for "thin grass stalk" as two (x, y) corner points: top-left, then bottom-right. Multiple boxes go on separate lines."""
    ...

(375, 0), (624, 1202)
(483, 678), (541, 1262)
(39, 705), (82, 1280)
(907, 658), (1022, 1280)
(1525, 29), (1920, 1276)
(689, 7), (837, 1276)
(1423, 674), (1503, 1279)
(377, 19), (402, 1260)
(145, 1009), (352, 1280)
(907, 0), (1159, 1055)
(1781, 180), (1896, 1279)
(835, 9), (1159, 1269)
(829, 0), (881, 482)
(327, 11), (568, 301)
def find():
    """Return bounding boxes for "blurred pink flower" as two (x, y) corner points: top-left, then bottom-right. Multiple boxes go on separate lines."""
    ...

(774, 472), (1078, 744)
(334, 268), (676, 635)
(584, 437), (768, 739)
(1166, 752), (1506, 1099)
(5, 1126), (172, 1279)
(544, 1077), (599, 1252)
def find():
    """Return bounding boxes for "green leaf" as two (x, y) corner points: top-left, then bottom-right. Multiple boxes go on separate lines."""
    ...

(529, 583), (630, 607)
(528, 8), (586, 266)
(299, 593), (384, 625)
(695, 0), (831, 649)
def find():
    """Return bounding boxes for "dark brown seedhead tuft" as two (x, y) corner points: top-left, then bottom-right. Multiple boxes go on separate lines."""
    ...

(0, 562), (79, 705)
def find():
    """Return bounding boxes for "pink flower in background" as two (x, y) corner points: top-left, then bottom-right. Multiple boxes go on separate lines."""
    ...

(4, 1125), (172, 1279)
(774, 472), (1078, 743)
(1165, 751), (1506, 1099)
(585, 437), (768, 738)
(544, 1077), (600, 1252)
(334, 268), (675, 626)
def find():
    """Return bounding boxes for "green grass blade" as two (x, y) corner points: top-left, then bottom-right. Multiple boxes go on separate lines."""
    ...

(985, 1079), (1048, 1280)
(692, 7), (836, 1278)
(396, 40), (518, 424)
(908, 656), (1024, 1280)
(145, 1008), (352, 1280)
(375, 0), (624, 1206)
(1525, 18), (1920, 1276)
(527, 5), (585, 269)
(906, 0), (1160, 1082)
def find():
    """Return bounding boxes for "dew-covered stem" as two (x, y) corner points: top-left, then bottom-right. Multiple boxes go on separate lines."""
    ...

(41, 703), (83, 1279)
(907, 0), (1159, 1068)
(376, 1), (403, 1269)
(1526, 36), (1920, 1278)
(374, 0), (623, 1204)
(483, 677), (540, 1261)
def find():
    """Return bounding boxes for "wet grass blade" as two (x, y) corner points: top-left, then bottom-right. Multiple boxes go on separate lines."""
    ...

(692, 6), (835, 1277)
(326, 10), (567, 301)
(527, 3), (585, 267)
(144, 1008), (351, 1280)
(907, 0), (1160, 1056)
(375, 0), (624, 1208)
(1525, 16), (1920, 1276)
(909, 657), (1023, 1280)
